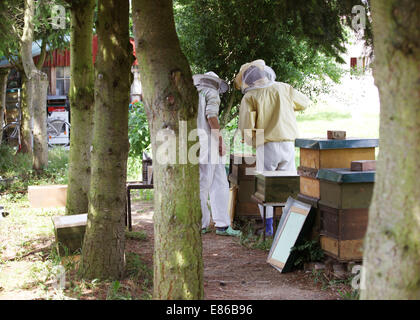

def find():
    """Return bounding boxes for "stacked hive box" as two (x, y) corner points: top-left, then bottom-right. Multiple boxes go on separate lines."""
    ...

(317, 168), (375, 261)
(254, 171), (299, 203)
(295, 138), (378, 239)
(228, 154), (259, 218)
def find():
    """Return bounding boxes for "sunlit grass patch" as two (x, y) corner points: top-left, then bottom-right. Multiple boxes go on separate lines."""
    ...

(125, 230), (147, 241)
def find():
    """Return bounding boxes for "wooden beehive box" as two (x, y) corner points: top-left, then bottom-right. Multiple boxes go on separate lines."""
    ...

(317, 168), (375, 209)
(254, 171), (299, 203)
(228, 153), (256, 185)
(28, 185), (67, 208)
(228, 154), (260, 218)
(295, 138), (378, 199)
(317, 168), (375, 261)
(52, 214), (87, 256)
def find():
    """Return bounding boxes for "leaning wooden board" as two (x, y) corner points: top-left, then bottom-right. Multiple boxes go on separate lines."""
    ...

(267, 198), (312, 273)
(297, 193), (321, 240)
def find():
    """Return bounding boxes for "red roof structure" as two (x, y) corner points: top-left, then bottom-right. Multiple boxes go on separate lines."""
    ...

(33, 35), (137, 68)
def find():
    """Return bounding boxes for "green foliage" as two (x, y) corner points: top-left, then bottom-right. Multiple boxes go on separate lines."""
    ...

(128, 100), (151, 158)
(0, 145), (68, 195)
(238, 220), (273, 251)
(173, 0), (371, 125)
(126, 155), (143, 181)
(106, 281), (132, 300)
(125, 230), (147, 241)
(291, 240), (324, 268)
(0, 0), (70, 69)
(339, 288), (360, 300)
(0, 144), (32, 179)
(125, 252), (153, 299)
(136, 189), (154, 201)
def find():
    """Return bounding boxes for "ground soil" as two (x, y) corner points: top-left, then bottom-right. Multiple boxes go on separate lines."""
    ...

(129, 201), (345, 300)
(0, 200), (349, 300)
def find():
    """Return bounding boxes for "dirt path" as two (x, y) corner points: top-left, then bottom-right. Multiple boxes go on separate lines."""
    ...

(0, 200), (344, 300)
(130, 201), (341, 300)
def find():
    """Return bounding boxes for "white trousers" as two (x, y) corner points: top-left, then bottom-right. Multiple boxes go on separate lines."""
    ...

(200, 162), (231, 229)
(256, 141), (297, 219)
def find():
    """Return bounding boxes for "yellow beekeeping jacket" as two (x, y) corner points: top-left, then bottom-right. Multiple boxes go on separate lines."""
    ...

(238, 82), (310, 148)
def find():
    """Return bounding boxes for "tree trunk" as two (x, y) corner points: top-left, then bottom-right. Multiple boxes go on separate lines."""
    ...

(132, 0), (203, 299)
(361, 0), (420, 299)
(19, 73), (34, 154)
(0, 68), (9, 144)
(79, 0), (132, 280)
(20, 0), (48, 169)
(32, 75), (48, 170)
(65, 0), (95, 215)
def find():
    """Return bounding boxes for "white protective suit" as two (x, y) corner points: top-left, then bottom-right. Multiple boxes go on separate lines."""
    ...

(256, 141), (297, 219)
(193, 72), (231, 229)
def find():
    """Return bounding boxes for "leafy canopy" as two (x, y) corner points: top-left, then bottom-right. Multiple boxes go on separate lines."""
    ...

(0, 0), (70, 70)
(174, 0), (371, 124)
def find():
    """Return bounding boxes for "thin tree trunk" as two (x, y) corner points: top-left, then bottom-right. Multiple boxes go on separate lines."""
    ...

(361, 0), (420, 299)
(65, 0), (95, 215)
(35, 38), (47, 70)
(20, 73), (34, 154)
(79, 0), (132, 280)
(132, 0), (203, 299)
(0, 68), (10, 144)
(32, 76), (48, 170)
(20, 0), (48, 169)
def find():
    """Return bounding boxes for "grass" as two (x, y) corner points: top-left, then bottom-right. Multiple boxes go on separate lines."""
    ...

(296, 111), (352, 122)
(309, 267), (358, 299)
(0, 146), (153, 300)
(237, 219), (274, 251)
(0, 146), (69, 197)
(125, 230), (148, 241)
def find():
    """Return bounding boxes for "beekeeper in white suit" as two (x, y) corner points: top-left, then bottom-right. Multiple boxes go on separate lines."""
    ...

(193, 71), (241, 237)
(235, 60), (310, 236)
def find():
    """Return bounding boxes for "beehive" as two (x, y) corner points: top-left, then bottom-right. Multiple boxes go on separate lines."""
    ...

(296, 138), (378, 199)
(254, 171), (299, 203)
(52, 214), (87, 256)
(317, 168), (375, 261)
(228, 154), (259, 217)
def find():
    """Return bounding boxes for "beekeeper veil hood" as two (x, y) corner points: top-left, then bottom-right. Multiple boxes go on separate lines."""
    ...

(234, 60), (276, 94)
(193, 71), (229, 94)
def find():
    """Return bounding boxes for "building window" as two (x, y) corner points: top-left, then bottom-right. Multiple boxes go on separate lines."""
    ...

(56, 67), (70, 96)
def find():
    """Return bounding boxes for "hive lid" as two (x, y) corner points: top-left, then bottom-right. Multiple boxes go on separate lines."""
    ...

(256, 171), (299, 177)
(295, 138), (379, 150)
(52, 213), (87, 229)
(317, 168), (375, 183)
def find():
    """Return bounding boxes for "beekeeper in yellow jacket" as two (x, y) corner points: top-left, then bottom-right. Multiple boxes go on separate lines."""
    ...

(235, 60), (310, 236)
